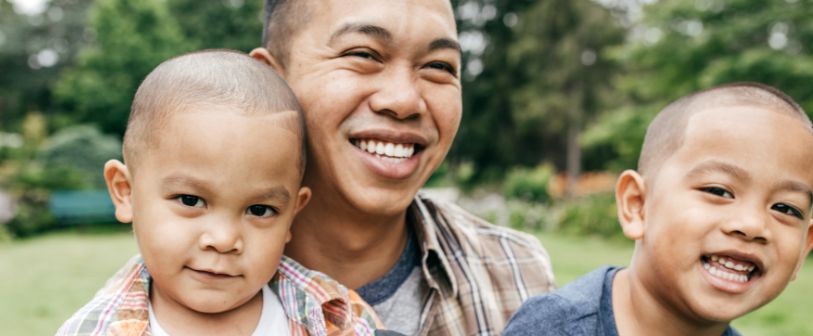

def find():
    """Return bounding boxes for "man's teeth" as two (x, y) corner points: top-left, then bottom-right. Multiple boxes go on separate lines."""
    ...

(703, 255), (757, 284)
(358, 140), (415, 158)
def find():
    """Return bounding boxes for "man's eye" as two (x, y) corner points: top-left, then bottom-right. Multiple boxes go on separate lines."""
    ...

(700, 186), (734, 199)
(344, 50), (379, 61)
(177, 195), (205, 208)
(771, 203), (803, 219)
(428, 61), (456, 75)
(246, 205), (278, 218)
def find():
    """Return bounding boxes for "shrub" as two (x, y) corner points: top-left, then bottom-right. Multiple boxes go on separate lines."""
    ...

(503, 164), (555, 204)
(5, 124), (121, 237)
(555, 191), (622, 239)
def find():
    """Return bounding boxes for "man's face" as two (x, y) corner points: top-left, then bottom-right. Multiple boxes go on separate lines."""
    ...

(127, 108), (308, 314)
(636, 106), (813, 323)
(262, 0), (461, 216)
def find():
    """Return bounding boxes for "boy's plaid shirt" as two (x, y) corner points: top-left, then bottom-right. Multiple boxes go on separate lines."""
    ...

(56, 255), (378, 336)
(409, 193), (556, 336)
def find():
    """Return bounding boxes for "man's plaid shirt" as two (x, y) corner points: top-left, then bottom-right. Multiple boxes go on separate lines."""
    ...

(56, 255), (378, 336)
(410, 193), (556, 336)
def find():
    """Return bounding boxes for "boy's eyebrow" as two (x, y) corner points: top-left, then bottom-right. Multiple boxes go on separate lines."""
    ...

(774, 181), (813, 209)
(254, 186), (291, 205)
(161, 175), (211, 193)
(686, 160), (751, 182)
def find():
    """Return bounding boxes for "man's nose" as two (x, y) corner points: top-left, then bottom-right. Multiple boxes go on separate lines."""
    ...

(199, 217), (243, 254)
(368, 66), (426, 120)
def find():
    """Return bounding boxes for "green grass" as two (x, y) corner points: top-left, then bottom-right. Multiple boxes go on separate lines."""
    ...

(536, 232), (813, 335)
(0, 230), (809, 334)
(0, 230), (137, 336)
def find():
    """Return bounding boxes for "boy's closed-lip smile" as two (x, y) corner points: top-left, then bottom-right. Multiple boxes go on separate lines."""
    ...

(699, 249), (764, 294)
(185, 266), (241, 281)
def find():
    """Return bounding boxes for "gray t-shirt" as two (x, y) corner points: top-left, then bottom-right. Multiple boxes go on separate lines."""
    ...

(357, 230), (425, 335)
(504, 266), (742, 336)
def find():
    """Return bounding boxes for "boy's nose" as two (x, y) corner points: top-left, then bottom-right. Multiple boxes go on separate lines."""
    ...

(722, 206), (770, 244)
(199, 220), (243, 254)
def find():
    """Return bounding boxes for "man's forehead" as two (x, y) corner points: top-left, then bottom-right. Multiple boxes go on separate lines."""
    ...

(310, 0), (456, 34)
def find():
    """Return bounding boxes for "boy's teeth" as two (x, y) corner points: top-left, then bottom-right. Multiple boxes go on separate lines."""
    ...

(356, 139), (415, 158)
(703, 262), (749, 283)
(703, 254), (758, 284)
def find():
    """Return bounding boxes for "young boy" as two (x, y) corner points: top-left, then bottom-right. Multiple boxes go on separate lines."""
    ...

(56, 50), (380, 335)
(504, 83), (813, 336)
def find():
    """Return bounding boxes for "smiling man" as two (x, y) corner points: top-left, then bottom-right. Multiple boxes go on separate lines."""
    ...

(250, 1), (555, 334)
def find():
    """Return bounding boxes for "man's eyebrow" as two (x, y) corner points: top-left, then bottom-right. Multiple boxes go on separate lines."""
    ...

(329, 23), (392, 45)
(686, 160), (751, 182)
(428, 38), (462, 54)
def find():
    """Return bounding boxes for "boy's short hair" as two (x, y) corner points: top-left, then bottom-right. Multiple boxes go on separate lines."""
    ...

(123, 49), (306, 176)
(261, 0), (310, 68)
(638, 82), (812, 177)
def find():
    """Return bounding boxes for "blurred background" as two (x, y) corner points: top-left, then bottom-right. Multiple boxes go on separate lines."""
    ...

(0, 0), (811, 334)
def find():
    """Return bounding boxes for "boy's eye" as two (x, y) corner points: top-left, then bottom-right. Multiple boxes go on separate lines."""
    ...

(246, 205), (278, 218)
(177, 195), (205, 208)
(771, 203), (804, 219)
(700, 186), (734, 199)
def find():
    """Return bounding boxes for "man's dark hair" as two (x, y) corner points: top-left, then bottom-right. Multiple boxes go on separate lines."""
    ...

(262, 0), (309, 68)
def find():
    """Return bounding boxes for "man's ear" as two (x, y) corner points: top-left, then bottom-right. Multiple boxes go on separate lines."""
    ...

(103, 159), (134, 224)
(616, 170), (647, 240)
(249, 47), (285, 75)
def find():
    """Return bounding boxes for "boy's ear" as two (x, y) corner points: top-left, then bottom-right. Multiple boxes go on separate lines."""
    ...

(285, 186), (312, 244)
(616, 170), (647, 240)
(249, 47), (285, 76)
(294, 186), (312, 215)
(103, 159), (134, 224)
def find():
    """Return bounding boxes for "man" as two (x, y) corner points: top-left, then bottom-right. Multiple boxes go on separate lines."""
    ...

(250, 1), (555, 334)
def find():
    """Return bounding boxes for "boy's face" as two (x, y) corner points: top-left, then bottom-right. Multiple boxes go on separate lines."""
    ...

(252, 0), (462, 217)
(632, 105), (813, 323)
(106, 107), (309, 314)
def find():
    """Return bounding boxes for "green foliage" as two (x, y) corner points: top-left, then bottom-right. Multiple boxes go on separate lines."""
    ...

(555, 192), (621, 239)
(4, 124), (119, 237)
(168, 0), (263, 52)
(0, 0), (93, 132)
(453, 0), (625, 176)
(38, 125), (121, 189)
(54, 0), (192, 136)
(581, 104), (657, 172)
(503, 164), (555, 203)
(623, 0), (813, 120)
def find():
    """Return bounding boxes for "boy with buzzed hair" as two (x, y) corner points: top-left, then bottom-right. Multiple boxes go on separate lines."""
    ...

(505, 82), (813, 336)
(57, 49), (380, 336)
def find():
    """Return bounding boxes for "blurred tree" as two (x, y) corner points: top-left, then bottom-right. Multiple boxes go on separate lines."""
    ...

(451, 0), (625, 190)
(168, 0), (263, 52)
(0, 0), (92, 133)
(582, 0), (813, 172)
(53, 0), (192, 136)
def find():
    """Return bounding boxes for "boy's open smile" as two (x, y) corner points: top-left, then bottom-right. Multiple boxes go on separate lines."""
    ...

(699, 252), (763, 293)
